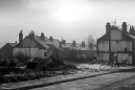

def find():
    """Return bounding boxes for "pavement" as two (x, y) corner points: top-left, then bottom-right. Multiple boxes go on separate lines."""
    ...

(31, 70), (135, 90)
(98, 75), (135, 90)
(0, 66), (134, 90)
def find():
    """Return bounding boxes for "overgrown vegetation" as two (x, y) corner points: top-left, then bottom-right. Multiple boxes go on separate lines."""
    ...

(62, 49), (96, 63)
(0, 49), (79, 83)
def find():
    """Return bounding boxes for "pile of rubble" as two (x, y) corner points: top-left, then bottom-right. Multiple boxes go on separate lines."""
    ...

(77, 64), (113, 72)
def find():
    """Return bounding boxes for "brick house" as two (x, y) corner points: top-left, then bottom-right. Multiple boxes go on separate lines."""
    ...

(97, 22), (135, 65)
(13, 32), (51, 59)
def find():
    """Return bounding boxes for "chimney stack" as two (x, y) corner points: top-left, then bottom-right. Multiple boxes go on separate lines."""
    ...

(19, 30), (23, 43)
(29, 31), (35, 39)
(106, 22), (111, 34)
(40, 32), (45, 40)
(122, 22), (127, 33)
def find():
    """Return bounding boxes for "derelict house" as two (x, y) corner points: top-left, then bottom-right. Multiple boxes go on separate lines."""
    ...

(97, 22), (135, 65)
(13, 32), (51, 59)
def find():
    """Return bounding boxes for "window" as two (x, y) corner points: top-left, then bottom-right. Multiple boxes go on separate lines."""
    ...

(124, 48), (128, 52)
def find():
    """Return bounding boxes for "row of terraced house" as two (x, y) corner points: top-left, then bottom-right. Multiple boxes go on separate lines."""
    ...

(0, 30), (95, 64)
(1, 21), (135, 65)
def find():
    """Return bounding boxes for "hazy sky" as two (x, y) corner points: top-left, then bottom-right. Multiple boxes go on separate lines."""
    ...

(0, 0), (135, 46)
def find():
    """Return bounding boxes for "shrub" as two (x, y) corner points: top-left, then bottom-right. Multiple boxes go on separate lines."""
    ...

(15, 53), (30, 65)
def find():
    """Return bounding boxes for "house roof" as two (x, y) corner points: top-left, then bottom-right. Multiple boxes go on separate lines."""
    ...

(34, 36), (49, 49)
(0, 43), (17, 53)
(127, 34), (135, 40)
(44, 38), (60, 48)
(97, 28), (135, 42)
(34, 36), (60, 49)
(17, 34), (60, 49)
(97, 34), (108, 42)
(7, 43), (18, 47)
(15, 35), (49, 49)
(1, 43), (18, 48)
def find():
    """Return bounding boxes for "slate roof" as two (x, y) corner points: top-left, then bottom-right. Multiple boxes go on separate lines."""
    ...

(34, 36), (49, 49)
(34, 36), (60, 49)
(7, 43), (18, 47)
(17, 34), (60, 50)
(1, 43), (18, 49)
(127, 34), (135, 40)
(97, 28), (135, 42)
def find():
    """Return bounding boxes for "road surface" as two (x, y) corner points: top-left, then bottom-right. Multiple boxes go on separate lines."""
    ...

(30, 69), (135, 90)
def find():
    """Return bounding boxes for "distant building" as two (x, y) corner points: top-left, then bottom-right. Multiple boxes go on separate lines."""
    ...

(60, 41), (96, 63)
(61, 42), (95, 51)
(97, 22), (135, 65)
(0, 43), (17, 58)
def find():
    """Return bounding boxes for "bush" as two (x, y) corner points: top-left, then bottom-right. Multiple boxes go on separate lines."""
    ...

(15, 53), (30, 65)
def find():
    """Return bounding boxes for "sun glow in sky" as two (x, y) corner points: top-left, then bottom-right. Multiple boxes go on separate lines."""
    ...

(29, 0), (92, 23)
(53, 0), (91, 23)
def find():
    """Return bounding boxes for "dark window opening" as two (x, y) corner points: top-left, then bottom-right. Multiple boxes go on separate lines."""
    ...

(124, 48), (128, 52)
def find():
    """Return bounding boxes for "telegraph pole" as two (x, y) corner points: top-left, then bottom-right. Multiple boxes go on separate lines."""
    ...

(108, 27), (112, 64)
(106, 22), (112, 65)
